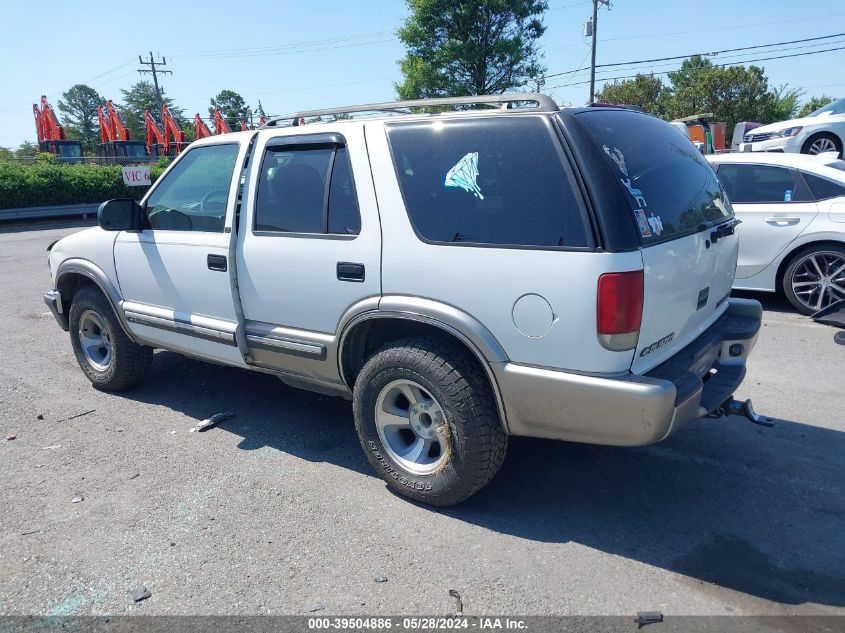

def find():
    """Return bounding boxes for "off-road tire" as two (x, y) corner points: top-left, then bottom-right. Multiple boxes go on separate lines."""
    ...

(68, 286), (153, 391)
(353, 336), (507, 506)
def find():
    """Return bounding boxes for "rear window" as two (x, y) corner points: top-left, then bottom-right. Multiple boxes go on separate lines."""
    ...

(386, 117), (590, 249)
(576, 110), (732, 243)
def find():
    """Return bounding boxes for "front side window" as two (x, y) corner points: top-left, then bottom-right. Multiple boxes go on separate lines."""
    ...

(254, 143), (360, 235)
(717, 164), (811, 204)
(145, 144), (239, 232)
(386, 117), (589, 248)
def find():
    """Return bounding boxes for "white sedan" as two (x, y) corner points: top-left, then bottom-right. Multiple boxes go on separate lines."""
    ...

(707, 152), (845, 314)
(740, 97), (845, 157)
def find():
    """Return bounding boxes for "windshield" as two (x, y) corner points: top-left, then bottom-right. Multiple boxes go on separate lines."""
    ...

(575, 109), (733, 243)
(809, 97), (845, 117)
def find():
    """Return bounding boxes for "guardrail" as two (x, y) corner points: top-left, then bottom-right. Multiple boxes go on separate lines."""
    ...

(4, 156), (162, 166)
(0, 203), (100, 223)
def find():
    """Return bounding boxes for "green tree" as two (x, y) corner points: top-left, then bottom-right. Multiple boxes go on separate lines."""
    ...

(255, 99), (267, 121)
(119, 81), (182, 140)
(0, 147), (13, 160)
(799, 95), (835, 118)
(595, 74), (666, 115)
(15, 141), (38, 158)
(663, 56), (798, 143)
(396, 0), (547, 99)
(57, 84), (104, 152)
(209, 90), (250, 129)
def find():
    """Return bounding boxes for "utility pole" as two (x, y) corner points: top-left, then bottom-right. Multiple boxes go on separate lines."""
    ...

(137, 52), (172, 112)
(587, 0), (610, 103)
(534, 76), (546, 93)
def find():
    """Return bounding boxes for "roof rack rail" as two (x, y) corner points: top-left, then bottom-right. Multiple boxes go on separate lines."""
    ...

(262, 93), (558, 127)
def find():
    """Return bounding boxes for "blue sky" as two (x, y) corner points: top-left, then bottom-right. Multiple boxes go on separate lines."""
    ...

(1, 0), (844, 149)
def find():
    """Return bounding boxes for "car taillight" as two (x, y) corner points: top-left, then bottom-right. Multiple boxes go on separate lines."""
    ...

(597, 270), (643, 351)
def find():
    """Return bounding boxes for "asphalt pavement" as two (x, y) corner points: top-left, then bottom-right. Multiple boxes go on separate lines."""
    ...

(0, 221), (843, 617)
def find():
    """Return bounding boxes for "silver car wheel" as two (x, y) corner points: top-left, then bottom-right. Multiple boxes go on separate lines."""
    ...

(808, 137), (838, 155)
(77, 310), (113, 371)
(374, 379), (450, 476)
(791, 251), (845, 311)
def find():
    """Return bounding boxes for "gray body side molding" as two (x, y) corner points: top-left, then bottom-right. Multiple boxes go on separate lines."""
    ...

(338, 295), (511, 433)
(55, 259), (136, 342)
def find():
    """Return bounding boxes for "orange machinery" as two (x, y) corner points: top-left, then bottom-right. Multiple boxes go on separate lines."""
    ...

(97, 100), (148, 158)
(32, 95), (83, 160)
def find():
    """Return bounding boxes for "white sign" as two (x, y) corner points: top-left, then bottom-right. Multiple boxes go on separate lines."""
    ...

(121, 166), (151, 186)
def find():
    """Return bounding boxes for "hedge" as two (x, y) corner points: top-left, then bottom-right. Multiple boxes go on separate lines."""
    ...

(0, 158), (169, 210)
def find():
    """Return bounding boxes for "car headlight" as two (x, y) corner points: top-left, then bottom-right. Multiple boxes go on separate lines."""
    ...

(771, 126), (803, 138)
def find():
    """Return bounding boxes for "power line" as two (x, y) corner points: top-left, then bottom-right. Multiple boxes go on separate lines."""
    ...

(546, 44), (845, 91)
(573, 38), (845, 80)
(602, 11), (845, 43)
(546, 32), (845, 79)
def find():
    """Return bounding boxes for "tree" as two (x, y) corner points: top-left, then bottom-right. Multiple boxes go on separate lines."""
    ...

(663, 56), (798, 143)
(0, 147), (13, 160)
(255, 99), (267, 120)
(395, 0), (547, 99)
(799, 95), (835, 118)
(58, 84), (104, 152)
(119, 81), (183, 140)
(209, 90), (250, 129)
(596, 74), (666, 115)
(15, 141), (38, 158)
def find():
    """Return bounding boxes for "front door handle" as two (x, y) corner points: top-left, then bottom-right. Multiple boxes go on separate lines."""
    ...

(337, 262), (365, 282)
(207, 254), (227, 272)
(765, 217), (800, 227)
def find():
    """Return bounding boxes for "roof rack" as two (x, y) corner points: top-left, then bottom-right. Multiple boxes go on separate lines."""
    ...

(262, 93), (558, 127)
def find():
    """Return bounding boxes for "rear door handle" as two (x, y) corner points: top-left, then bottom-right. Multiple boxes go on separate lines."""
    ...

(337, 262), (365, 282)
(207, 254), (227, 272)
(765, 217), (800, 227)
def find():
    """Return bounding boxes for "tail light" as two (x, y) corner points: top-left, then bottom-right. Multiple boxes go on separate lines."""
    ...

(597, 270), (644, 351)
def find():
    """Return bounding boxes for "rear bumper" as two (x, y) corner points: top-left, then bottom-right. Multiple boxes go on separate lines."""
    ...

(44, 289), (69, 331)
(495, 298), (763, 446)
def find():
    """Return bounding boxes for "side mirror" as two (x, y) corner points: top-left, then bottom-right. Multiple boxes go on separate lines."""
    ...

(97, 199), (144, 231)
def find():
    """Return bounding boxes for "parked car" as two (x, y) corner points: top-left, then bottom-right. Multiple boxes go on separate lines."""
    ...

(708, 152), (845, 314)
(739, 97), (845, 157)
(44, 94), (762, 506)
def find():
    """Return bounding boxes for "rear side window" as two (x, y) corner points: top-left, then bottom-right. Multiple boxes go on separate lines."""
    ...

(386, 117), (589, 248)
(575, 110), (732, 242)
(255, 143), (360, 235)
(802, 172), (845, 201)
(717, 164), (811, 203)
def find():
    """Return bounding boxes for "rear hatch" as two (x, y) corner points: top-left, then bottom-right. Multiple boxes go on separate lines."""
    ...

(574, 109), (738, 374)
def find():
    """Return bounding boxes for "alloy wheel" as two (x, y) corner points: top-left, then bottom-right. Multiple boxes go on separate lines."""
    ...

(77, 310), (113, 371)
(374, 379), (450, 475)
(791, 251), (845, 311)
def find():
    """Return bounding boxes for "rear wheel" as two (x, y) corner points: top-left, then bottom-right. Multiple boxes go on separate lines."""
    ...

(68, 286), (153, 390)
(352, 337), (507, 506)
(782, 245), (845, 315)
(801, 133), (842, 158)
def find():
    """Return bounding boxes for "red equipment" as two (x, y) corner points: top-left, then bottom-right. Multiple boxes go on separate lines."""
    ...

(97, 100), (147, 159)
(240, 119), (249, 131)
(146, 106), (189, 157)
(194, 114), (213, 139)
(258, 115), (266, 126)
(212, 108), (232, 135)
(32, 95), (83, 160)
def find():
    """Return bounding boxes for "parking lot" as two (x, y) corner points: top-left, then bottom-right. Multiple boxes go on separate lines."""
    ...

(1, 221), (843, 617)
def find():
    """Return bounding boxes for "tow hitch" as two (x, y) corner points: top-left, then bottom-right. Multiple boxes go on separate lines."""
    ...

(709, 398), (776, 427)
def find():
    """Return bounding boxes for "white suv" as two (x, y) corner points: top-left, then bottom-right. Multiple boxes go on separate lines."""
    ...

(44, 94), (762, 505)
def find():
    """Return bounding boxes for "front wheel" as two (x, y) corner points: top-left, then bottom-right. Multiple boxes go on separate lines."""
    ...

(68, 286), (153, 390)
(801, 133), (843, 158)
(352, 337), (507, 506)
(782, 245), (845, 314)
